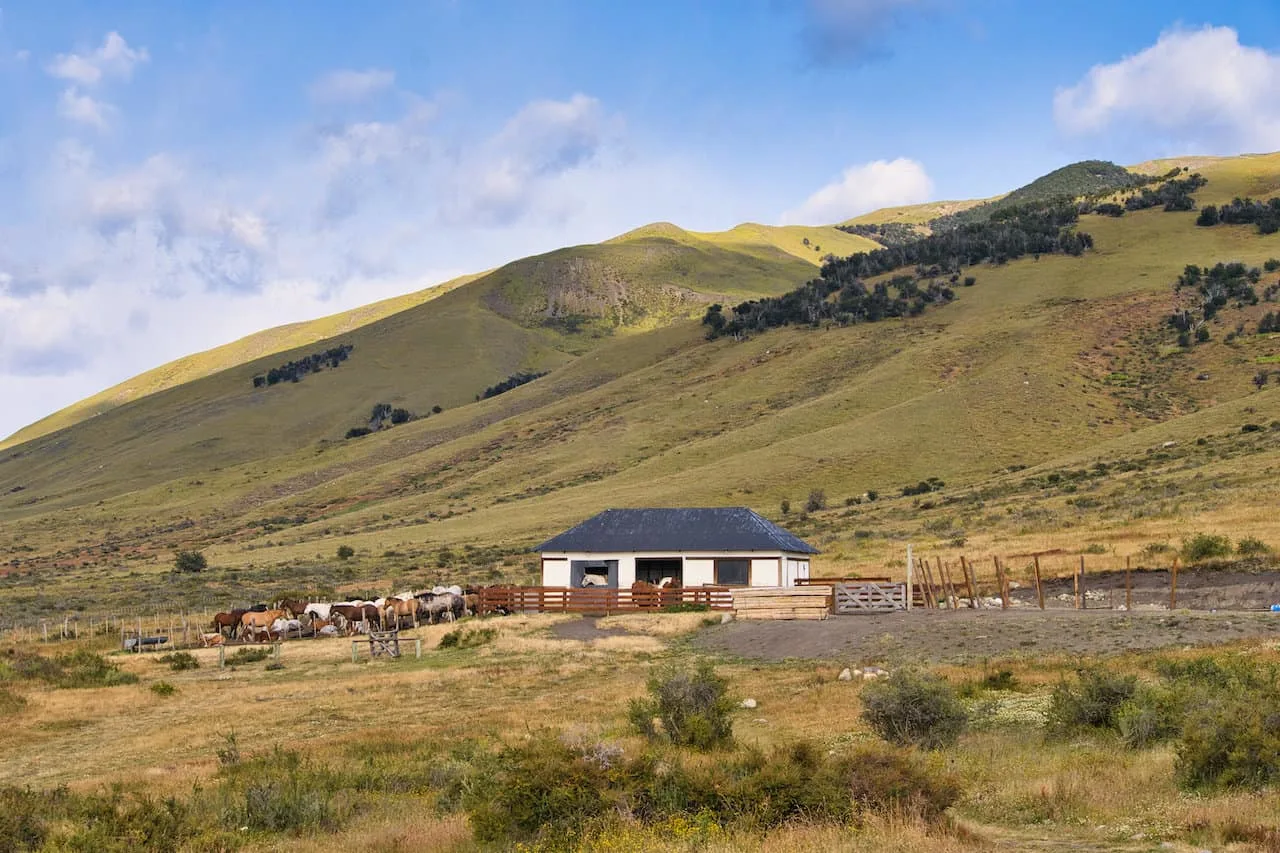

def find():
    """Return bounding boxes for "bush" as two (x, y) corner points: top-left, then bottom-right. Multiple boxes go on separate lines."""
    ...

(1180, 532), (1234, 563)
(344, 427), (372, 439)
(158, 652), (199, 672)
(1116, 685), (1184, 749)
(805, 489), (827, 512)
(227, 648), (271, 666)
(172, 550), (207, 573)
(463, 733), (961, 847)
(215, 747), (345, 833)
(628, 662), (735, 750)
(336, 544), (355, 560)
(1237, 537), (1272, 556)
(779, 499), (790, 515)
(1046, 667), (1137, 734)
(1176, 695), (1280, 791)
(860, 670), (967, 749)
(151, 681), (176, 697)
(438, 627), (496, 649)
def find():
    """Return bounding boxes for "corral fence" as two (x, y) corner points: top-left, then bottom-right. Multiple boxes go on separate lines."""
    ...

(477, 585), (734, 615)
(833, 582), (908, 613)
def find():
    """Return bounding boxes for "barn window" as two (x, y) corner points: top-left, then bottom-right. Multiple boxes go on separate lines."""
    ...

(715, 558), (750, 586)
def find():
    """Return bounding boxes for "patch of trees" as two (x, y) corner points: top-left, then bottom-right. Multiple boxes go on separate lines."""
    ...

(252, 344), (353, 389)
(836, 222), (923, 248)
(344, 401), (423, 439)
(1195, 197), (1280, 234)
(1260, 312), (1280, 334)
(901, 477), (945, 497)
(933, 160), (1153, 229)
(1170, 262), (1262, 346)
(704, 200), (1089, 340)
(1115, 173), (1207, 212)
(479, 371), (547, 400)
(1092, 202), (1126, 217)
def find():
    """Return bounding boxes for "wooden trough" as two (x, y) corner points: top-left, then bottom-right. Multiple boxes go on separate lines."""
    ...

(732, 586), (832, 621)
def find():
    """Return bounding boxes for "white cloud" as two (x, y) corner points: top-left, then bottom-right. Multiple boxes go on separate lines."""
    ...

(310, 68), (396, 103)
(56, 87), (110, 128)
(1054, 25), (1280, 152)
(780, 157), (933, 224)
(47, 31), (148, 86)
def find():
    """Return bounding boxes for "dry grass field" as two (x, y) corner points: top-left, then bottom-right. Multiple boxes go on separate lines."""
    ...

(3, 612), (1279, 851)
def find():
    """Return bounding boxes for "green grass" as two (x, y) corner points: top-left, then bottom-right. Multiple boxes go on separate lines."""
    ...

(2, 154), (1280, 615)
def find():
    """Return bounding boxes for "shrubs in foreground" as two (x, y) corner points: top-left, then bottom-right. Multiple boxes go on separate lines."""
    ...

(860, 669), (968, 749)
(464, 731), (960, 847)
(1049, 658), (1280, 791)
(0, 648), (138, 689)
(628, 662), (736, 750)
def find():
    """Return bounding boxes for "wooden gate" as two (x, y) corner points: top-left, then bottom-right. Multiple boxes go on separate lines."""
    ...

(833, 582), (908, 614)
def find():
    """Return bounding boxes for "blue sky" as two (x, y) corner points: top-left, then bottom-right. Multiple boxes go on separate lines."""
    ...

(1, 0), (1279, 438)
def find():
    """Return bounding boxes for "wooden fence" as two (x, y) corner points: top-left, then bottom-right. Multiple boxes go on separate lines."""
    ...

(477, 585), (734, 615)
(834, 582), (908, 614)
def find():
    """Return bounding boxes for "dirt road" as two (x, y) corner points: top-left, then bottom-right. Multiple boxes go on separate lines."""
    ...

(695, 609), (1280, 664)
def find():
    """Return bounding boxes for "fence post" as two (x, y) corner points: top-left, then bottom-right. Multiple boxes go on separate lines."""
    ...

(218, 646), (225, 668)
(1170, 557), (1179, 610)
(1032, 555), (1045, 610)
(414, 638), (422, 659)
(905, 545), (914, 611)
(1078, 555), (1087, 610)
(959, 555), (976, 607)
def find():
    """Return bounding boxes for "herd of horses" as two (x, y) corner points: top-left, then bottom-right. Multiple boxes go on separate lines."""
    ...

(206, 587), (479, 644)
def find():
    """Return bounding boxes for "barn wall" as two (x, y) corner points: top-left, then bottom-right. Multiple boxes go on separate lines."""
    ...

(541, 551), (810, 587)
(542, 559), (571, 586)
(684, 558), (715, 586)
(750, 557), (782, 587)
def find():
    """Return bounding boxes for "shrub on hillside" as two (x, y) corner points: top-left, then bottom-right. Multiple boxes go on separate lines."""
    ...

(1116, 685), (1185, 749)
(54, 649), (138, 689)
(1180, 533), (1234, 563)
(336, 544), (355, 560)
(1176, 695), (1280, 791)
(438, 627), (496, 649)
(805, 489), (827, 512)
(172, 550), (207, 573)
(628, 662), (735, 750)
(860, 670), (967, 749)
(1046, 667), (1136, 734)
(214, 747), (345, 833)
(226, 648), (271, 666)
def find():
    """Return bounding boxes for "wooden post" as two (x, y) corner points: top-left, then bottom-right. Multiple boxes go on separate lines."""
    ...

(414, 638), (422, 659)
(921, 558), (937, 608)
(1032, 555), (1045, 610)
(905, 545), (914, 611)
(351, 641), (358, 663)
(1125, 556), (1132, 611)
(959, 555), (978, 607)
(939, 559), (957, 610)
(1170, 557), (1179, 610)
(994, 557), (1009, 610)
(1078, 556), (1087, 610)
(218, 646), (225, 668)
(1072, 568), (1080, 610)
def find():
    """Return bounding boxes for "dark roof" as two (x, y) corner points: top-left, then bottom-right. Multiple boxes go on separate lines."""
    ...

(537, 507), (818, 554)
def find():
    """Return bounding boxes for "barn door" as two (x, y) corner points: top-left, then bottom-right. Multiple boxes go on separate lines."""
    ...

(570, 560), (619, 588)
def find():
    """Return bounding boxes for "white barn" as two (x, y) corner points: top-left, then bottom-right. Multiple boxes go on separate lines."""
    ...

(537, 507), (817, 588)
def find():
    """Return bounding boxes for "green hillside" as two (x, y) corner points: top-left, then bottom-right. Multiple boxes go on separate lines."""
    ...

(2, 153), (1280, 619)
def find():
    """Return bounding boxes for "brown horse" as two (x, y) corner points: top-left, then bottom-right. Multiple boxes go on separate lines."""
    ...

(279, 599), (308, 619)
(212, 609), (247, 639)
(382, 597), (419, 629)
(330, 603), (381, 635)
(239, 608), (286, 641)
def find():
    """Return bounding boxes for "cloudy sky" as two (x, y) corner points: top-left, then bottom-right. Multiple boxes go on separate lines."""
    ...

(1, 0), (1279, 439)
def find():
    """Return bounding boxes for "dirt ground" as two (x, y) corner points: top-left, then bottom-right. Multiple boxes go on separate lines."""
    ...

(1026, 567), (1280, 611)
(695, 609), (1280, 664)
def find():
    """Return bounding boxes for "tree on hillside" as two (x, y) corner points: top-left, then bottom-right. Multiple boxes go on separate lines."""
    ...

(173, 550), (208, 573)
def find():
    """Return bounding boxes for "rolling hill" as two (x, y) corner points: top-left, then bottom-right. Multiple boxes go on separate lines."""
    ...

(2, 154), (1280, 620)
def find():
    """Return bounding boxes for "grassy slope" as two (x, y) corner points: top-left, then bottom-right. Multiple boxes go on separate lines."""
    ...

(1, 272), (484, 450)
(2, 154), (1280, 612)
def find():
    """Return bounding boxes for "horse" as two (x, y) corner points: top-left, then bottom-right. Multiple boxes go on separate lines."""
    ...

(303, 603), (332, 621)
(212, 609), (247, 640)
(239, 608), (286, 641)
(422, 593), (464, 624)
(383, 596), (420, 629)
(278, 599), (309, 619)
(330, 603), (381, 635)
